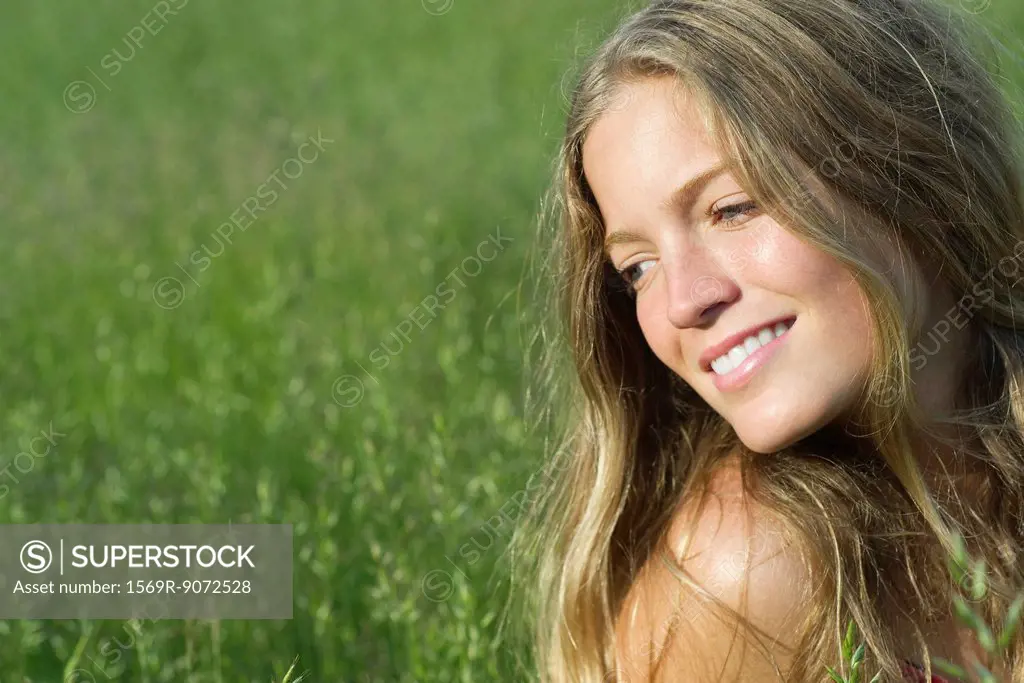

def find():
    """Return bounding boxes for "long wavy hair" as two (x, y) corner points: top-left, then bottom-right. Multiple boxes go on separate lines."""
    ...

(509, 0), (1024, 681)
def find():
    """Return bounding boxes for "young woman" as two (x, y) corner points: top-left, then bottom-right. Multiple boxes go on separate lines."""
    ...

(513, 0), (1024, 681)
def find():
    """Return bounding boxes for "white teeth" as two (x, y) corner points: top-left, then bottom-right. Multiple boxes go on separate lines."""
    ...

(710, 355), (731, 375)
(709, 320), (793, 376)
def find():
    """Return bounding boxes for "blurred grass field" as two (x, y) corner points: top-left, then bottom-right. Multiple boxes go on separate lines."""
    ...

(1, 0), (1024, 681)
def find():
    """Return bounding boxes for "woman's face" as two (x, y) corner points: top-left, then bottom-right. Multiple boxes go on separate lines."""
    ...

(581, 76), (878, 453)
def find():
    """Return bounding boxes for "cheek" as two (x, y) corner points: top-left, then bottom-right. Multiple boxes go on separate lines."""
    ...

(756, 225), (861, 305)
(635, 292), (686, 370)
(762, 230), (876, 358)
(719, 218), (781, 274)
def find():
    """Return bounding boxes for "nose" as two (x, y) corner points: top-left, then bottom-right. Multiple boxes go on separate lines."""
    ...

(663, 248), (737, 329)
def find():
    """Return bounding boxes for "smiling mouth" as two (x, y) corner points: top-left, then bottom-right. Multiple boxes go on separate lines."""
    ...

(706, 317), (796, 376)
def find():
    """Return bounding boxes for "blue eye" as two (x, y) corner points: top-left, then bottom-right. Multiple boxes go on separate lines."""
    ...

(618, 259), (655, 291)
(713, 200), (759, 227)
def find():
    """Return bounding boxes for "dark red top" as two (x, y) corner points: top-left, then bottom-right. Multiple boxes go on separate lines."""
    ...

(901, 660), (952, 682)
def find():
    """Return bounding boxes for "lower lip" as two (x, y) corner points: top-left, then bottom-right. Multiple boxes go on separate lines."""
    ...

(709, 319), (795, 393)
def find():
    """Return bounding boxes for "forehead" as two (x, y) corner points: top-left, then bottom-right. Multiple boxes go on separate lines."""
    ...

(581, 77), (724, 228)
(582, 78), (719, 185)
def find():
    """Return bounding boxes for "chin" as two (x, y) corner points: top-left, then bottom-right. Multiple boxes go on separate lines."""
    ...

(728, 406), (832, 455)
(733, 428), (792, 455)
(729, 395), (856, 454)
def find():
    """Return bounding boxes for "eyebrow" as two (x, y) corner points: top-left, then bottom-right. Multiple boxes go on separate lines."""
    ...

(602, 161), (730, 255)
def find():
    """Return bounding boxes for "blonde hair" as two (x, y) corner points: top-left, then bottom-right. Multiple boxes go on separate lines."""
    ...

(510, 0), (1024, 681)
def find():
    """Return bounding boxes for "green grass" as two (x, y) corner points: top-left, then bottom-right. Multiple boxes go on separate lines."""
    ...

(0, 1), (1023, 681)
(0, 0), (630, 680)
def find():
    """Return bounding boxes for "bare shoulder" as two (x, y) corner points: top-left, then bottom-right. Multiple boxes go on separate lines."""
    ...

(613, 458), (815, 682)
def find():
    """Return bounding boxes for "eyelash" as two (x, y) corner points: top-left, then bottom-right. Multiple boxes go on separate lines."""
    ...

(712, 200), (759, 228)
(615, 200), (760, 291)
